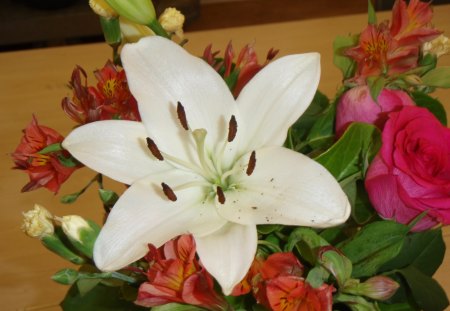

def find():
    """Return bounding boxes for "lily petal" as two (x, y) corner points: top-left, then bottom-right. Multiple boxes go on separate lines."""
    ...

(121, 37), (238, 163)
(194, 223), (257, 295)
(236, 53), (320, 150)
(63, 120), (169, 184)
(218, 147), (350, 227)
(94, 170), (225, 271)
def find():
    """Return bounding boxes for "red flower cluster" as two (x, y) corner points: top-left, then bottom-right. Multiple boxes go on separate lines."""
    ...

(136, 235), (227, 310)
(233, 252), (334, 311)
(11, 116), (79, 193)
(203, 42), (279, 97)
(62, 61), (140, 124)
(346, 0), (441, 83)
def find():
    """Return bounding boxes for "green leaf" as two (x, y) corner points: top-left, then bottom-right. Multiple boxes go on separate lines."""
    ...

(333, 35), (359, 79)
(352, 180), (376, 224)
(98, 189), (120, 207)
(421, 67), (450, 88)
(378, 303), (415, 311)
(77, 278), (101, 296)
(411, 91), (447, 126)
(38, 143), (63, 154)
(381, 228), (445, 276)
(397, 266), (449, 311)
(52, 268), (79, 285)
(152, 303), (207, 311)
(306, 266), (330, 288)
(315, 123), (381, 182)
(285, 227), (329, 264)
(224, 69), (240, 92)
(367, 76), (386, 102)
(339, 221), (408, 278)
(61, 283), (146, 311)
(257, 224), (283, 235)
(367, 0), (377, 24)
(302, 100), (336, 152)
(57, 154), (79, 167)
(61, 192), (81, 204)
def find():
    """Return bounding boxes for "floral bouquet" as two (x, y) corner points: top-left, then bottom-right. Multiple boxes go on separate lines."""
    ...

(13, 0), (450, 310)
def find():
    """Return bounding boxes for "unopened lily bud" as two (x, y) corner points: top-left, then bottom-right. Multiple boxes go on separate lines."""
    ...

(120, 17), (154, 43)
(105, 0), (156, 25)
(89, 0), (118, 18)
(60, 215), (100, 258)
(22, 204), (54, 239)
(345, 276), (399, 301)
(318, 246), (352, 287)
(159, 7), (185, 39)
(423, 34), (450, 58)
(404, 74), (423, 86)
(335, 293), (378, 311)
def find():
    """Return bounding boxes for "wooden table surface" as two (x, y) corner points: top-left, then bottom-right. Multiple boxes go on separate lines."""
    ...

(1, 6), (449, 311)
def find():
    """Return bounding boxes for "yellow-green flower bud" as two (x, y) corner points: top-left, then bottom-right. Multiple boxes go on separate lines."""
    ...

(120, 17), (154, 43)
(105, 0), (156, 25)
(158, 7), (185, 39)
(423, 34), (450, 58)
(21, 204), (54, 239)
(89, 0), (118, 18)
(60, 215), (100, 258)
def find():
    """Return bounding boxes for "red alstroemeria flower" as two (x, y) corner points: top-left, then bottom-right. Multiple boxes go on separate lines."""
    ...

(136, 235), (228, 311)
(62, 61), (140, 124)
(266, 276), (334, 311)
(345, 0), (441, 83)
(202, 42), (279, 97)
(11, 116), (79, 193)
(390, 0), (441, 46)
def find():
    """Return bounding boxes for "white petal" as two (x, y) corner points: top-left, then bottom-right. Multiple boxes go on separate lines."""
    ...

(121, 37), (238, 164)
(62, 120), (170, 184)
(236, 53), (320, 150)
(93, 170), (225, 271)
(218, 147), (350, 227)
(194, 223), (257, 295)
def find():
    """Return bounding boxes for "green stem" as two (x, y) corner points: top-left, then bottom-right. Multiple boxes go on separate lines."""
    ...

(147, 19), (170, 38)
(38, 143), (63, 154)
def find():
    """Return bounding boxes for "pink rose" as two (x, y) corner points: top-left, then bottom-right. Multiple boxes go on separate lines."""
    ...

(365, 106), (450, 231)
(335, 86), (414, 136)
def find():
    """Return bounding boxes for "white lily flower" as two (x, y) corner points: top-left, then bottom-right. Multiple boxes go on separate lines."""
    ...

(63, 36), (350, 294)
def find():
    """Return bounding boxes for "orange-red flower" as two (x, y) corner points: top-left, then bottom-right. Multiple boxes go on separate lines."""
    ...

(11, 116), (79, 193)
(232, 252), (333, 310)
(62, 61), (140, 124)
(136, 235), (227, 310)
(346, 0), (441, 83)
(203, 42), (278, 97)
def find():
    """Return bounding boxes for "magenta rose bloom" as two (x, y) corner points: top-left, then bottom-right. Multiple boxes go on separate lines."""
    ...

(335, 86), (414, 136)
(365, 106), (450, 231)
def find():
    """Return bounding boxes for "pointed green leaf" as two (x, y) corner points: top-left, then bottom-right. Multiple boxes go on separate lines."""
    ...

(397, 266), (449, 311)
(421, 67), (450, 88)
(411, 91), (447, 126)
(333, 35), (359, 79)
(52, 268), (79, 285)
(285, 227), (329, 265)
(367, 76), (386, 102)
(368, 0), (377, 24)
(315, 122), (381, 182)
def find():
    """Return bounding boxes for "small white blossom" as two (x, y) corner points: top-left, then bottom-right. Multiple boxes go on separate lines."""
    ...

(159, 7), (185, 39)
(22, 204), (54, 239)
(423, 34), (450, 57)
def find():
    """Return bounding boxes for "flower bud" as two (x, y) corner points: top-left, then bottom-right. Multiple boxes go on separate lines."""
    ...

(60, 215), (100, 258)
(345, 276), (399, 301)
(404, 74), (423, 86)
(52, 268), (79, 285)
(423, 34), (450, 58)
(105, 0), (156, 25)
(317, 246), (352, 287)
(120, 17), (154, 43)
(21, 204), (54, 239)
(159, 7), (185, 39)
(89, 0), (118, 18)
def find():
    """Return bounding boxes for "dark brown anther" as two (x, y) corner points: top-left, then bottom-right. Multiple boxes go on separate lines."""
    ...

(177, 101), (189, 130)
(228, 115), (237, 142)
(146, 137), (164, 161)
(216, 186), (226, 204)
(246, 151), (256, 176)
(161, 182), (177, 201)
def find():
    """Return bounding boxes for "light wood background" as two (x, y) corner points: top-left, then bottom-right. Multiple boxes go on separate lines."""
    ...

(0, 6), (449, 310)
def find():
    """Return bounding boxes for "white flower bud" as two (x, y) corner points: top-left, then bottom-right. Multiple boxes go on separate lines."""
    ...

(22, 204), (54, 239)
(61, 215), (90, 242)
(158, 7), (185, 39)
(423, 34), (450, 58)
(60, 215), (100, 258)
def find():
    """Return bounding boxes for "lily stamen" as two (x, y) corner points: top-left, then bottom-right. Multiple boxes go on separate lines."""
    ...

(176, 101), (189, 130)
(161, 182), (177, 201)
(246, 151), (256, 176)
(228, 115), (237, 142)
(216, 186), (226, 204)
(146, 137), (164, 161)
